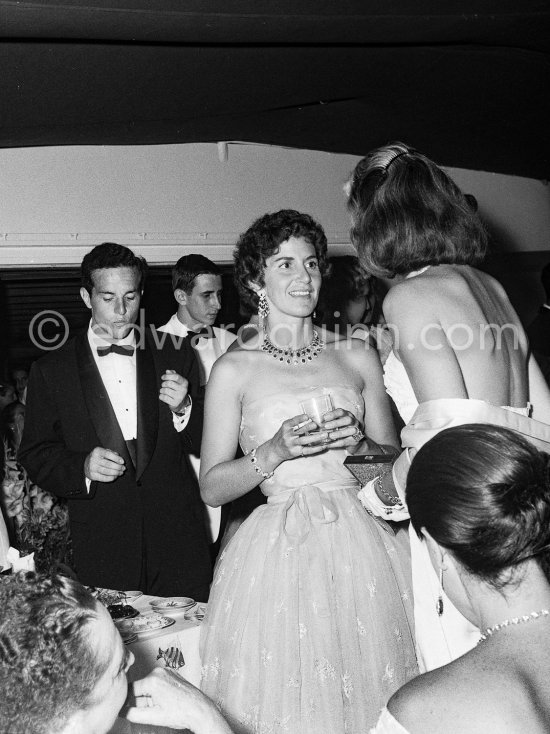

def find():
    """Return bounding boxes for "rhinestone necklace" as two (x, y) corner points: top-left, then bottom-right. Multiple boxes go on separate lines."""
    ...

(261, 329), (326, 365)
(478, 608), (549, 643)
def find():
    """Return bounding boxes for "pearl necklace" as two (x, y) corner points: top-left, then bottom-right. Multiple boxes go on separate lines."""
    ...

(478, 609), (549, 643)
(261, 329), (326, 365)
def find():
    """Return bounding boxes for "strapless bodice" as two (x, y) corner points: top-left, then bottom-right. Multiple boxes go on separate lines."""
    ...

(384, 350), (530, 424)
(240, 385), (364, 497)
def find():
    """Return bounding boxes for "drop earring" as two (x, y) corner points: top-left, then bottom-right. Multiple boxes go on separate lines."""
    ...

(436, 568), (444, 617)
(258, 290), (269, 319)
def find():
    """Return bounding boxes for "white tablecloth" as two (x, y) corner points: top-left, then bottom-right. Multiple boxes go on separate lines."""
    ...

(110, 594), (203, 734)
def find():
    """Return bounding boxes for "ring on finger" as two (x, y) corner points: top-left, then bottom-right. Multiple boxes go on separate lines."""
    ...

(351, 427), (364, 443)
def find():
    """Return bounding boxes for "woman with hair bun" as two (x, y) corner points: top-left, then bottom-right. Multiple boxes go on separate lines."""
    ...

(371, 423), (550, 734)
(346, 142), (550, 671)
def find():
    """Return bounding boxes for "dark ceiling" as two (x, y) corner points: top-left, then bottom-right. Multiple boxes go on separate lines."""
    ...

(0, 1), (549, 177)
(1, 1), (550, 369)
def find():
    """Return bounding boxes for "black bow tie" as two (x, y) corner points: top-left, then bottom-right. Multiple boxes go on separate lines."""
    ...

(187, 328), (216, 340)
(97, 344), (135, 357)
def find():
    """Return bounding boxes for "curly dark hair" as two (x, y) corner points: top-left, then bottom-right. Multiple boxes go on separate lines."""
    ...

(0, 572), (107, 734)
(407, 424), (550, 589)
(347, 142), (487, 278)
(233, 209), (329, 314)
(81, 242), (148, 295)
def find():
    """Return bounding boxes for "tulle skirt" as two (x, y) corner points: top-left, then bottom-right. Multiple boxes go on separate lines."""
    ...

(200, 483), (418, 733)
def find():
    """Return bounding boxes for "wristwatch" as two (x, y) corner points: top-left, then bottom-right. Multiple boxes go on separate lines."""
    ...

(174, 394), (192, 416)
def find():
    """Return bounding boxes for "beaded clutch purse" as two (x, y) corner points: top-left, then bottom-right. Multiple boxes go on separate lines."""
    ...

(343, 453), (393, 486)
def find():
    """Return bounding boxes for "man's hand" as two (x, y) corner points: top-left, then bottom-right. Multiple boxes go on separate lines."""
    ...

(160, 369), (190, 413)
(124, 668), (233, 733)
(84, 447), (125, 482)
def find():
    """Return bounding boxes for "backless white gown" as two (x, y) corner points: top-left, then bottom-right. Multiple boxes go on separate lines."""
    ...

(382, 350), (532, 671)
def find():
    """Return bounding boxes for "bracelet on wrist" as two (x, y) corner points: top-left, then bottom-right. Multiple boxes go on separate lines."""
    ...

(376, 473), (403, 508)
(249, 447), (275, 481)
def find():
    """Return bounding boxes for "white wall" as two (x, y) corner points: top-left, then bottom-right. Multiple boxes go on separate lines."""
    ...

(449, 168), (550, 253)
(0, 142), (549, 267)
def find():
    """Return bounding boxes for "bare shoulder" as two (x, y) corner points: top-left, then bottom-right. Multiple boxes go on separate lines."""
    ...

(384, 265), (505, 324)
(326, 332), (381, 368)
(388, 665), (471, 734)
(208, 346), (261, 387)
(388, 653), (531, 734)
(382, 277), (435, 323)
(471, 268), (512, 301)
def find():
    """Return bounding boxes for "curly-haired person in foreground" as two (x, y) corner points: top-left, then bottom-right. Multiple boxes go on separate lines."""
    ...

(0, 572), (232, 734)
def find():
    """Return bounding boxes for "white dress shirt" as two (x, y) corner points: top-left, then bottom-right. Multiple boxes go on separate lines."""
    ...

(88, 325), (138, 440)
(158, 314), (237, 385)
(85, 323), (191, 490)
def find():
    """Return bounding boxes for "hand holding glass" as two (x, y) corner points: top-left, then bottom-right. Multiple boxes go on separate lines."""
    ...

(300, 394), (334, 433)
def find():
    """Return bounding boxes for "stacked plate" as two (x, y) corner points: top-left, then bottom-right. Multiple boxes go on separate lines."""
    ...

(117, 612), (175, 635)
(149, 596), (196, 615)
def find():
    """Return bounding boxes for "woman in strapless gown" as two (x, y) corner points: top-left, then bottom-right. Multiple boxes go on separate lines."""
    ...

(346, 142), (550, 672)
(199, 210), (418, 734)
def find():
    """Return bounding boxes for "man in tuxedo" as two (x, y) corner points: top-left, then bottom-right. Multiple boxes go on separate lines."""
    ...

(158, 254), (237, 555)
(158, 254), (237, 385)
(19, 243), (212, 598)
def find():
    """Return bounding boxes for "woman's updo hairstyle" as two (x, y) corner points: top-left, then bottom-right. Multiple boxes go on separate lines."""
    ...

(346, 142), (487, 278)
(233, 209), (328, 315)
(407, 424), (550, 588)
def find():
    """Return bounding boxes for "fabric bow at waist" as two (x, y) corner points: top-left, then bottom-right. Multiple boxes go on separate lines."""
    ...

(267, 479), (358, 545)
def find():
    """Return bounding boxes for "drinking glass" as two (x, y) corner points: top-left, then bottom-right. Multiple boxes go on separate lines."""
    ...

(300, 393), (334, 432)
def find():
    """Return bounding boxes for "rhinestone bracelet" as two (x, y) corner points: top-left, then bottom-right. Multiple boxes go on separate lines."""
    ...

(249, 447), (275, 480)
(376, 473), (404, 508)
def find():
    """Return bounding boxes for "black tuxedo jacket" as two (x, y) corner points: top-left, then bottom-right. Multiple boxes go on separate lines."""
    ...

(19, 328), (212, 598)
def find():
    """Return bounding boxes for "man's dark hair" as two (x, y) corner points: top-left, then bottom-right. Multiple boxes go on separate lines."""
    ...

(0, 572), (107, 734)
(171, 254), (221, 293)
(81, 242), (148, 295)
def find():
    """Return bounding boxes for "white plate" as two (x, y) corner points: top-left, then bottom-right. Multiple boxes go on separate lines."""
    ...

(149, 596), (195, 611)
(118, 613), (175, 635)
